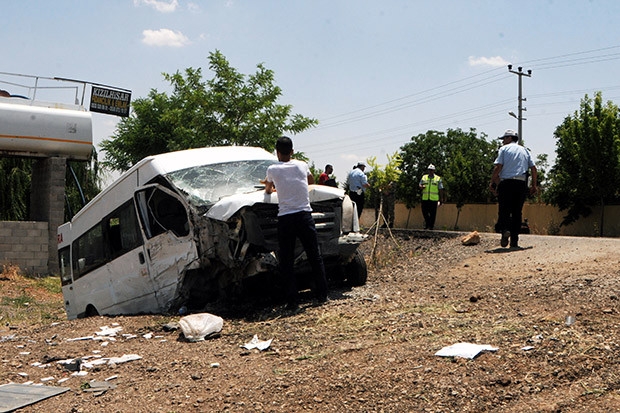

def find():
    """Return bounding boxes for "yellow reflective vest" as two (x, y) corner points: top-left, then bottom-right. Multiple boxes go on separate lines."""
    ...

(420, 174), (441, 201)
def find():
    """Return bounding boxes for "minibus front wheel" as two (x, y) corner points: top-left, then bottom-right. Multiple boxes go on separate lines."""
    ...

(84, 304), (100, 318)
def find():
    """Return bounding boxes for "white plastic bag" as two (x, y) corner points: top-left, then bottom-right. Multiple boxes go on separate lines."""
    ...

(179, 313), (224, 342)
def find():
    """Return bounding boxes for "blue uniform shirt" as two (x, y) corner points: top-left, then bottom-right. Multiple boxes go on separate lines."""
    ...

(494, 142), (535, 179)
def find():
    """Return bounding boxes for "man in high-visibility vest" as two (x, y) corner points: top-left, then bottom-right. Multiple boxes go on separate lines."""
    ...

(419, 164), (445, 230)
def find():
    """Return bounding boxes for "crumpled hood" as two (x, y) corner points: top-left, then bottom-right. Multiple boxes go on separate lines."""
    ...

(206, 185), (345, 221)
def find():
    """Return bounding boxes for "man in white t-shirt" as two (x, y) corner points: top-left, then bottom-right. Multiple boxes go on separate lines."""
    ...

(265, 136), (328, 311)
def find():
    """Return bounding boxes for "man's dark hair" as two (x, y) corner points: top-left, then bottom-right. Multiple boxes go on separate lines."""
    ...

(276, 136), (293, 154)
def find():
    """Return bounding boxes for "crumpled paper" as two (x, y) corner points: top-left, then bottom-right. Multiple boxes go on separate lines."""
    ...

(435, 342), (498, 359)
(242, 334), (273, 351)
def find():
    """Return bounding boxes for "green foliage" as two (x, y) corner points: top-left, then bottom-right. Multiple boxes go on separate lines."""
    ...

(0, 152), (100, 222)
(544, 92), (620, 232)
(0, 158), (32, 220)
(101, 50), (318, 172)
(64, 151), (102, 220)
(398, 128), (497, 209)
(531, 153), (548, 203)
(366, 153), (401, 225)
(367, 152), (402, 193)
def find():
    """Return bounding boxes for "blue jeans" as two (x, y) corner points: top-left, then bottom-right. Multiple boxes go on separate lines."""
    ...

(277, 211), (328, 305)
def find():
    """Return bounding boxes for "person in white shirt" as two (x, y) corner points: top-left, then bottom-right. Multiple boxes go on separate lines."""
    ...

(489, 129), (538, 249)
(347, 162), (370, 218)
(265, 136), (328, 311)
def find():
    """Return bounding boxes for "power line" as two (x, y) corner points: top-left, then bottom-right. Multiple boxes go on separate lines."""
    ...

(302, 45), (620, 160)
(314, 45), (620, 130)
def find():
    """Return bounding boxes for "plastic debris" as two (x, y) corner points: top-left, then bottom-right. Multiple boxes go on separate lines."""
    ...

(242, 335), (273, 351)
(96, 326), (123, 336)
(107, 354), (142, 365)
(435, 342), (498, 359)
(58, 358), (82, 372)
(179, 313), (224, 342)
(82, 380), (117, 396)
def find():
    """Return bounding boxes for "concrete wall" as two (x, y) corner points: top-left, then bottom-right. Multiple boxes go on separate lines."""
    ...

(0, 157), (66, 275)
(362, 202), (620, 237)
(0, 221), (49, 274)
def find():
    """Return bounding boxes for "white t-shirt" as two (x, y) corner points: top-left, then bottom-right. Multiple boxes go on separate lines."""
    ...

(266, 159), (312, 216)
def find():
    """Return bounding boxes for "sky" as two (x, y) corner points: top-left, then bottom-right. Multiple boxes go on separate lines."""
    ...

(3, 0), (620, 185)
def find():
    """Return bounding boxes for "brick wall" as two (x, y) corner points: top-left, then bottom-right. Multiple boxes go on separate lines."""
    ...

(0, 221), (49, 274)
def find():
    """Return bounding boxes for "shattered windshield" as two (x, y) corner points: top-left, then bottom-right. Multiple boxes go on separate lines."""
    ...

(165, 159), (277, 209)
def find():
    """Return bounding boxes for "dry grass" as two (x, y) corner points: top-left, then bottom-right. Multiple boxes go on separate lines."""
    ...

(0, 264), (65, 326)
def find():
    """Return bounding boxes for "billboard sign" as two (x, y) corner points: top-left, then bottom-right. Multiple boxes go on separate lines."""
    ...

(89, 86), (131, 117)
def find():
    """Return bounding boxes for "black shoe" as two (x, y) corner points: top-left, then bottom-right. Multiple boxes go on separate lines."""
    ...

(316, 295), (328, 304)
(500, 231), (510, 248)
(509, 245), (523, 251)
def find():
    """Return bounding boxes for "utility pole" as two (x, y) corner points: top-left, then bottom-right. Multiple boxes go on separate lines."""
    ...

(507, 65), (532, 145)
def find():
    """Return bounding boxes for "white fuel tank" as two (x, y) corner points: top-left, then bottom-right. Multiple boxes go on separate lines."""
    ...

(0, 97), (93, 160)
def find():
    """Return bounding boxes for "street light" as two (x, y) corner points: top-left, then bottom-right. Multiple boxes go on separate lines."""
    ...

(507, 65), (532, 144)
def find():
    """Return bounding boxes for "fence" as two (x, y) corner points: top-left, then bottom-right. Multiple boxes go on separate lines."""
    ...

(361, 202), (620, 237)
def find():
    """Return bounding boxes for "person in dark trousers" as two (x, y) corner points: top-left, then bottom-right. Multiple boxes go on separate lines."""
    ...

(265, 136), (328, 311)
(347, 162), (370, 219)
(489, 129), (538, 249)
(419, 164), (445, 230)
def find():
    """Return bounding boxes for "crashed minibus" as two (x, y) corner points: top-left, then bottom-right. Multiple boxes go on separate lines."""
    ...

(58, 146), (368, 319)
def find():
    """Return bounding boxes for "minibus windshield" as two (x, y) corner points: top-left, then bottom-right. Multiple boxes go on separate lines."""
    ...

(166, 159), (277, 208)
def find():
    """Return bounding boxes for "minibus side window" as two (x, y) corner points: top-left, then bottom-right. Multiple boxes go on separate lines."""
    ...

(138, 188), (190, 239)
(59, 246), (72, 286)
(72, 200), (143, 279)
(106, 201), (142, 260)
(73, 224), (105, 279)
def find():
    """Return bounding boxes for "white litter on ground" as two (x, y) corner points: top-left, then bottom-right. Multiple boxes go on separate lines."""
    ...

(242, 335), (273, 351)
(435, 342), (498, 359)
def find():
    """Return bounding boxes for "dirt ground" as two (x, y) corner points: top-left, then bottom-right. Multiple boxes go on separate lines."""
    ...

(2, 230), (620, 412)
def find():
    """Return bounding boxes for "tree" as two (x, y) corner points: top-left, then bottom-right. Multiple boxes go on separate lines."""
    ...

(397, 130), (447, 209)
(101, 50), (318, 172)
(0, 154), (101, 222)
(64, 152), (102, 221)
(545, 92), (620, 235)
(442, 129), (497, 229)
(366, 152), (402, 226)
(0, 158), (31, 220)
(398, 128), (496, 220)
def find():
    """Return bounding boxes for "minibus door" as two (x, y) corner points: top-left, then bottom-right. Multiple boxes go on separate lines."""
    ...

(135, 186), (198, 311)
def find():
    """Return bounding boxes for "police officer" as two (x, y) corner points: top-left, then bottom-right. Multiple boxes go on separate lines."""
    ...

(489, 129), (537, 249)
(347, 162), (370, 219)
